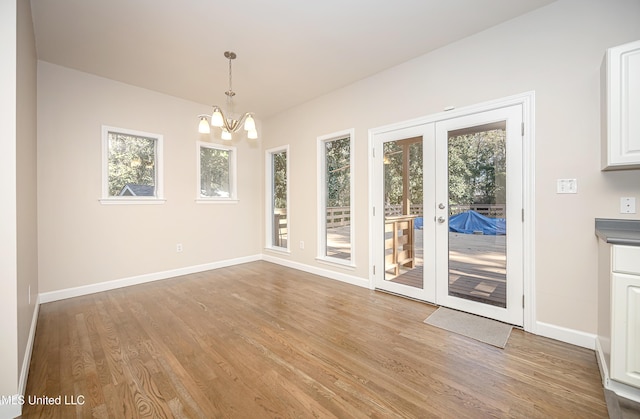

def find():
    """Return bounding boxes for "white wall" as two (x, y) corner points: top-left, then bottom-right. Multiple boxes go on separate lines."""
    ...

(1, 0), (39, 416)
(37, 63), (262, 293)
(17, 0), (39, 392)
(261, 0), (640, 334)
(0, 0), (19, 410)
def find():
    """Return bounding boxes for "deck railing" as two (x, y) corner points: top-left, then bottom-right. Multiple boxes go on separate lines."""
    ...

(385, 204), (505, 218)
(326, 207), (351, 228)
(449, 204), (505, 218)
(275, 204), (505, 239)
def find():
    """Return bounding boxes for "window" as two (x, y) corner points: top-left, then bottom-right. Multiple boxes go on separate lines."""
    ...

(317, 129), (355, 265)
(101, 126), (164, 204)
(266, 146), (289, 251)
(197, 141), (237, 202)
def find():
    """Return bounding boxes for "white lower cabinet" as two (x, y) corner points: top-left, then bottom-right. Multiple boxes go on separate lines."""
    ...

(611, 246), (640, 388)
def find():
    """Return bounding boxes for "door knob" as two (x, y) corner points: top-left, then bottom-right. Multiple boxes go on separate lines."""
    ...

(438, 203), (446, 209)
(437, 216), (446, 223)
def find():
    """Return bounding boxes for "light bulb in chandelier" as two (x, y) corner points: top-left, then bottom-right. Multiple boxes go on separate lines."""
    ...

(211, 108), (224, 127)
(244, 114), (256, 132)
(221, 129), (232, 141)
(198, 116), (211, 134)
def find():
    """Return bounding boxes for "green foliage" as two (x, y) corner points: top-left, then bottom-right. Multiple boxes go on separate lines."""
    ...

(200, 147), (230, 197)
(108, 133), (156, 196)
(272, 151), (287, 208)
(325, 137), (350, 207)
(448, 129), (505, 206)
(381, 129), (505, 211)
(383, 141), (423, 207)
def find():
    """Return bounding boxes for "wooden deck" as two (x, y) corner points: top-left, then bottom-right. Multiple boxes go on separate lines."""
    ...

(389, 231), (507, 307)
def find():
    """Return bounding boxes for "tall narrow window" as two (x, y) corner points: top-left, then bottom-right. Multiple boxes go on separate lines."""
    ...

(101, 126), (164, 204)
(197, 142), (237, 202)
(266, 146), (289, 250)
(318, 129), (355, 265)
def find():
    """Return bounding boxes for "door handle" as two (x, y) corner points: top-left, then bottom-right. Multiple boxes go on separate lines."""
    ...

(437, 216), (446, 223)
(438, 203), (446, 209)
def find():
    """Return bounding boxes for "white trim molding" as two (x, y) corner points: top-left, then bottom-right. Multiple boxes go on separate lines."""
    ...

(368, 91), (536, 330)
(317, 128), (356, 267)
(196, 140), (238, 203)
(263, 253), (368, 289)
(265, 144), (290, 252)
(101, 125), (164, 203)
(39, 255), (261, 303)
(535, 321), (596, 350)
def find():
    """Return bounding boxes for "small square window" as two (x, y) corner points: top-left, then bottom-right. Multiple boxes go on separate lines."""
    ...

(101, 126), (164, 204)
(197, 142), (237, 203)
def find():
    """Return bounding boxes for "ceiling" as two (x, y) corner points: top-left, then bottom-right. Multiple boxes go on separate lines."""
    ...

(30, 0), (555, 118)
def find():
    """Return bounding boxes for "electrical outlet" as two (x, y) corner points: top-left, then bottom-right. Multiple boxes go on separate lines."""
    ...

(620, 197), (636, 214)
(176, 243), (183, 252)
(299, 241), (305, 250)
(556, 179), (577, 194)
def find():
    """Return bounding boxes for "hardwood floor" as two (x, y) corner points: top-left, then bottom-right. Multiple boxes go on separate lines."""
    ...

(22, 261), (609, 418)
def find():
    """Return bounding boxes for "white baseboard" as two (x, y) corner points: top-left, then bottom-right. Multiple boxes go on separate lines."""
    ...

(263, 256), (603, 353)
(19, 297), (39, 396)
(4, 298), (41, 419)
(261, 254), (370, 289)
(535, 321), (597, 350)
(0, 403), (21, 419)
(39, 255), (262, 303)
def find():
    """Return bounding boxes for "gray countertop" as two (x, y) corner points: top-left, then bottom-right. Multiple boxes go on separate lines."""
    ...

(595, 218), (640, 246)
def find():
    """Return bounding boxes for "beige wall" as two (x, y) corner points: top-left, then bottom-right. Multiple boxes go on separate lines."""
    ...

(37, 63), (262, 293)
(261, 0), (640, 334)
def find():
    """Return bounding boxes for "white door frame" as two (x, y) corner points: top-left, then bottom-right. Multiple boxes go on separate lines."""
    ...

(370, 123), (435, 302)
(368, 92), (536, 332)
(434, 105), (523, 326)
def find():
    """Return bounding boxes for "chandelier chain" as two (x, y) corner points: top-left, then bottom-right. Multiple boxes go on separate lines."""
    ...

(226, 52), (235, 98)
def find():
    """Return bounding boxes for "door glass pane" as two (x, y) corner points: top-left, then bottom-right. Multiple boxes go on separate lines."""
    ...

(383, 138), (423, 288)
(447, 123), (507, 307)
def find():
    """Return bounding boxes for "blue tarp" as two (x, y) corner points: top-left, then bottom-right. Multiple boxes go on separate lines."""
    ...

(448, 210), (506, 235)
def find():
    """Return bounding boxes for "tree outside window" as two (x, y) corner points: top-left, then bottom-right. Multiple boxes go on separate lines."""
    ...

(101, 126), (164, 203)
(197, 142), (237, 202)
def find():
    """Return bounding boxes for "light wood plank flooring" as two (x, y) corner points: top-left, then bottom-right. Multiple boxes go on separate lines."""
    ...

(22, 261), (609, 418)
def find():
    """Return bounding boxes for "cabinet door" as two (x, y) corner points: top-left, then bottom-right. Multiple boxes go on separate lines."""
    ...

(611, 272), (640, 387)
(604, 39), (640, 169)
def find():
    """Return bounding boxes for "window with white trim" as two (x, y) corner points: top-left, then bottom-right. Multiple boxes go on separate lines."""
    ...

(101, 126), (164, 204)
(266, 145), (289, 251)
(317, 129), (355, 265)
(197, 141), (237, 202)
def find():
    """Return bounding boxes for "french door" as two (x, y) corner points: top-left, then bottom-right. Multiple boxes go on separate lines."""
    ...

(372, 104), (524, 326)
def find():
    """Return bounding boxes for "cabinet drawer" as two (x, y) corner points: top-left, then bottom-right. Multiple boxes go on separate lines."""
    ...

(613, 245), (640, 274)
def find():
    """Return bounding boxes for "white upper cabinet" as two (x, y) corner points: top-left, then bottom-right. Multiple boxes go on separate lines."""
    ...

(602, 39), (640, 170)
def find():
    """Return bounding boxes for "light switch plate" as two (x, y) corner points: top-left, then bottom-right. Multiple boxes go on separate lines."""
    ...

(556, 179), (577, 194)
(620, 197), (637, 214)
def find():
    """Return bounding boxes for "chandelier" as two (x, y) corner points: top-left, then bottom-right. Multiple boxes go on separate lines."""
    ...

(198, 51), (257, 140)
